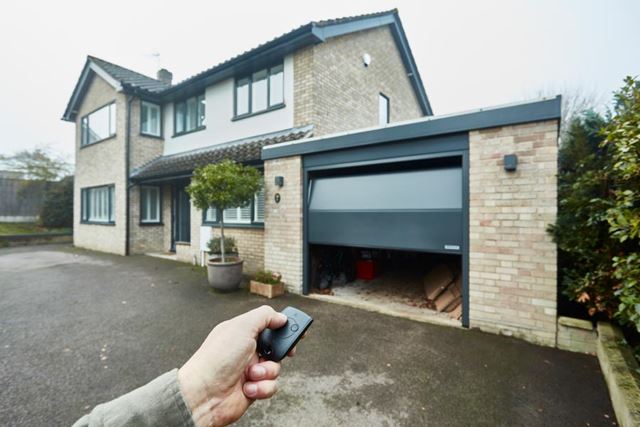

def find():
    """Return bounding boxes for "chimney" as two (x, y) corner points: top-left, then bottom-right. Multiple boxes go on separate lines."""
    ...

(157, 68), (172, 85)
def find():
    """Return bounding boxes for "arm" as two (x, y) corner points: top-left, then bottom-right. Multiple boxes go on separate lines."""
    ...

(73, 306), (291, 427)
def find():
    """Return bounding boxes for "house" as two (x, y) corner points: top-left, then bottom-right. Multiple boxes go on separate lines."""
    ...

(63, 9), (561, 347)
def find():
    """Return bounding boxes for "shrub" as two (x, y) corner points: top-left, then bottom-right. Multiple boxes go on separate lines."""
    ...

(254, 270), (282, 285)
(40, 176), (73, 228)
(207, 236), (237, 255)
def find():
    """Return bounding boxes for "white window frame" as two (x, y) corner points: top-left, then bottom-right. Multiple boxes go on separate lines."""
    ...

(254, 184), (265, 223)
(140, 186), (161, 224)
(141, 101), (161, 137)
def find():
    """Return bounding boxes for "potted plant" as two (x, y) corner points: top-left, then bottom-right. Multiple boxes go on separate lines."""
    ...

(207, 236), (238, 259)
(250, 270), (285, 299)
(187, 160), (262, 291)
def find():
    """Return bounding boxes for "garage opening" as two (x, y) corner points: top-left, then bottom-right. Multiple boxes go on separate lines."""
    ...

(305, 155), (466, 325)
(309, 244), (462, 323)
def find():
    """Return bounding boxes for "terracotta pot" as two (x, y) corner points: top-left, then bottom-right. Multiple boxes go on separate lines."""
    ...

(250, 280), (285, 299)
(207, 257), (243, 291)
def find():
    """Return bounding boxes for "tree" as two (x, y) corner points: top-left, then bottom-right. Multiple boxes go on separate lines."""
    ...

(0, 148), (71, 181)
(40, 176), (73, 228)
(601, 77), (640, 330)
(187, 160), (262, 262)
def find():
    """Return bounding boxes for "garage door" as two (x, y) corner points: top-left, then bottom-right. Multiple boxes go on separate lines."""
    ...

(308, 164), (463, 253)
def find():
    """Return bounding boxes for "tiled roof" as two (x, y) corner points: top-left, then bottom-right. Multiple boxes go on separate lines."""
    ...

(167, 9), (398, 91)
(131, 125), (314, 181)
(88, 56), (170, 94)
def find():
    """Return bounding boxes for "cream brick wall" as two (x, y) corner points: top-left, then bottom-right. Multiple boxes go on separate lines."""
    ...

(469, 120), (559, 346)
(293, 26), (424, 135)
(74, 75), (127, 255)
(263, 156), (303, 292)
(128, 98), (168, 255)
(202, 227), (265, 274)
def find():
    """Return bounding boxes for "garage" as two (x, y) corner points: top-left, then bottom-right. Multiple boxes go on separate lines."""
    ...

(301, 133), (469, 326)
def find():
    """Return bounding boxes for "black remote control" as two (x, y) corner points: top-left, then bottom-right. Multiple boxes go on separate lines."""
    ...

(257, 306), (313, 362)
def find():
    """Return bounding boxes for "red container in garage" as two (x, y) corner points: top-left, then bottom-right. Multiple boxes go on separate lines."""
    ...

(356, 260), (378, 281)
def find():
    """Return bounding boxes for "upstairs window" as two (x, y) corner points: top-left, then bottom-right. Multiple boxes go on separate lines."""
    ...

(81, 102), (116, 146)
(140, 186), (161, 224)
(234, 63), (284, 118)
(174, 94), (205, 135)
(378, 93), (390, 126)
(81, 185), (115, 224)
(141, 101), (161, 137)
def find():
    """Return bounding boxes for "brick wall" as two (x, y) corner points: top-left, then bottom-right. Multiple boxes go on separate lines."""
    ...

(201, 227), (265, 274)
(74, 75), (127, 255)
(263, 156), (303, 292)
(468, 120), (558, 346)
(293, 25), (424, 135)
(128, 98), (167, 255)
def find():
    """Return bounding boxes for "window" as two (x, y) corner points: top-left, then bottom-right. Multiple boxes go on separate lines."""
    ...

(140, 186), (161, 224)
(81, 102), (116, 146)
(204, 206), (217, 223)
(202, 183), (264, 225)
(234, 62), (284, 118)
(378, 93), (390, 126)
(81, 185), (115, 223)
(223, 204), (252, 224)
(174, 94), (205, 135)
(141, 101), (161, 137)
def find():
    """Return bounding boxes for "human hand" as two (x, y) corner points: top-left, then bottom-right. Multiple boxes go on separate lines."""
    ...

(177, 306), (296, 427)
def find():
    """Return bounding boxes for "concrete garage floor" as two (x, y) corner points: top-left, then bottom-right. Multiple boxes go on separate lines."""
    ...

(0, 245), (615, 426)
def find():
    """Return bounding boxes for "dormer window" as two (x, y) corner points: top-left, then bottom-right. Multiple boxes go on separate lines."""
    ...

(234, 63), (284, 119)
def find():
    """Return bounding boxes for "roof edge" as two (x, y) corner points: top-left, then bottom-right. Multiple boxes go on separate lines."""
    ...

(262, 96), (561, 160)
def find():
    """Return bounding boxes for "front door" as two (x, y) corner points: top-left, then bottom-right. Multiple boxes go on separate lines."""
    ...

(172, 181), (191, 250)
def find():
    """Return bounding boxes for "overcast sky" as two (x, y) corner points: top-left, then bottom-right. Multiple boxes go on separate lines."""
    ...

(1, 0), (638, 163)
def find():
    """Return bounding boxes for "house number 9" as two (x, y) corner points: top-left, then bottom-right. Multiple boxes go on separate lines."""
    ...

(274, 193), (281, 203)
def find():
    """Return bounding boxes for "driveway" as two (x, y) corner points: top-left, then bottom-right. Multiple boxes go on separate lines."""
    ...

(0, 245), (615, 426)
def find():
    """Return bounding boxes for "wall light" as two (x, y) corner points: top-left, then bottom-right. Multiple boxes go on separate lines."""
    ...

(275, 176), (284, 187)
(504, 154), (518, 172)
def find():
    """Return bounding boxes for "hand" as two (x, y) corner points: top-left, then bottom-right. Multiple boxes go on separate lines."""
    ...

(178, 306), (294, 427)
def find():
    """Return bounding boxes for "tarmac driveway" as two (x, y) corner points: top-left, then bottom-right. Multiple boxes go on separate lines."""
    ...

(0, 245), (615, 426)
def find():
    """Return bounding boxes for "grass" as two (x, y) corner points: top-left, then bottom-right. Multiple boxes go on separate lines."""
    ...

(0, 222), (71, 236)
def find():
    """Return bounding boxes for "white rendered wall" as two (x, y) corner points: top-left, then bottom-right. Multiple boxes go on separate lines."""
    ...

(163, 55), (294, 155)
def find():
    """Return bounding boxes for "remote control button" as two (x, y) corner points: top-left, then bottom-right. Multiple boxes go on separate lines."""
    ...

(291, 324), (299, 332)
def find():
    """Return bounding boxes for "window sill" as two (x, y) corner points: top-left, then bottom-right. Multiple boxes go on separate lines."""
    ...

(80, 221), (115, 226)
(80, 134), (117, 149)
(139, 222), (163, 226)
(232, 103), (285, 121)
(173, 126), (206, 138)
(202, 222), (264, 230)
(140, 132), (163, 140)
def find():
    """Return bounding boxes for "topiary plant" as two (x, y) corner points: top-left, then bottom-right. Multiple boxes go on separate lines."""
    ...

(207, 236), (237, 255)
(187, 160), (261, 262)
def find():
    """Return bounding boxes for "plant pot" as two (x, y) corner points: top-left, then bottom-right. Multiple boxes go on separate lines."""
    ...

(207, 257), (244, 291)
(250, 280), (285, 299)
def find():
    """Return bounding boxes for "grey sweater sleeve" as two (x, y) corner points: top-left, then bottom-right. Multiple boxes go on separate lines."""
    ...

(72, 369), (196, 427)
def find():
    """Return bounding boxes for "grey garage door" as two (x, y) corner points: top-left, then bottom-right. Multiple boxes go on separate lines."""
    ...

(307, 165), (463, 253)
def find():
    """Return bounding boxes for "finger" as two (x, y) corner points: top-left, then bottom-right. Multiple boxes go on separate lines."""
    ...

(247, 361), (281, 381)
(287, 346), (296, 357)
(243, 380), (278, 400)
(239, 305), (287, 335)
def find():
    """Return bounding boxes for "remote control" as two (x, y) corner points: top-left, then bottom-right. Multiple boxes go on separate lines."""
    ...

(257, 306), (313, 362)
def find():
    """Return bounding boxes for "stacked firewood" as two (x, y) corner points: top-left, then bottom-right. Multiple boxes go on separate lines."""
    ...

(423, 264), (462, 320)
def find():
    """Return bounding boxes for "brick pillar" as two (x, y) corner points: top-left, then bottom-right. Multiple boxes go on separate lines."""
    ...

(468, 120), (559, 346)
(264, 156), (303, 293)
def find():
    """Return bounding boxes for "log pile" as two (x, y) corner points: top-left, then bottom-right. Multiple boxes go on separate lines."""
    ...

(423, 264), (462, 320)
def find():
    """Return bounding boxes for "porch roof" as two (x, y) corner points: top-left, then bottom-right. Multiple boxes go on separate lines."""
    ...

(130, 125), (313, 183)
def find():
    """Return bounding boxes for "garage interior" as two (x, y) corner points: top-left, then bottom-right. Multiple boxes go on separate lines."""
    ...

(304, 152), (467, 326)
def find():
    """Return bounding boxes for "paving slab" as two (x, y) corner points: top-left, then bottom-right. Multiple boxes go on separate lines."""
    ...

(0, 245), (615, 426)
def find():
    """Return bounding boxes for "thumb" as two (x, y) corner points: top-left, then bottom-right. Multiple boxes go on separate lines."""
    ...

(240, 305), (288, 336)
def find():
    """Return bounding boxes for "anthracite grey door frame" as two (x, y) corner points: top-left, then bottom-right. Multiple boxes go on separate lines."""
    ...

(301, 134), (470, 327)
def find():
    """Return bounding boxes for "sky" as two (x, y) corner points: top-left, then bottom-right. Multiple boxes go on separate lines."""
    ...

(0, 0), (638, 164)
